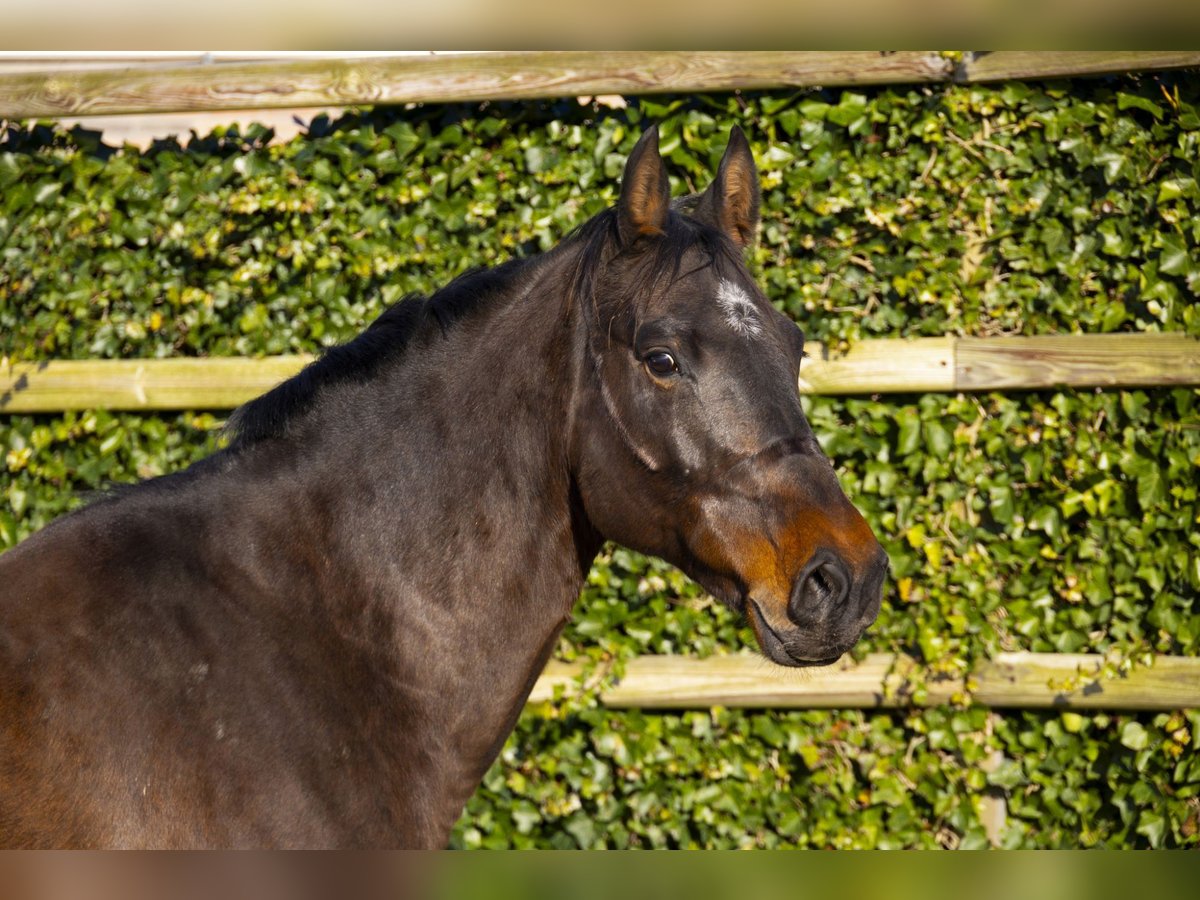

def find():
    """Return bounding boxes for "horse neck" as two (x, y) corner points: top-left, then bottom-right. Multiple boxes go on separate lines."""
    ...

(225, 245), (600, 836)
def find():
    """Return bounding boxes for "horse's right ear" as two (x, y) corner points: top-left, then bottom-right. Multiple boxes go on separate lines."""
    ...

(693, 126), (760, 249)
(617, 126), (670, 246)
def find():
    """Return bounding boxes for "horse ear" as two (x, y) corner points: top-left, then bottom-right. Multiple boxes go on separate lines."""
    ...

(695, 126), (761, 249)
(617, 126), (671, 245)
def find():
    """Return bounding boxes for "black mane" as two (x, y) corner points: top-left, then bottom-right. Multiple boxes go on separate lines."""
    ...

(227, 260), (530, 447)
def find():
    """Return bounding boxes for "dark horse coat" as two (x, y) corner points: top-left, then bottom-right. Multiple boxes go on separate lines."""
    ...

(0, 127), (886, 847)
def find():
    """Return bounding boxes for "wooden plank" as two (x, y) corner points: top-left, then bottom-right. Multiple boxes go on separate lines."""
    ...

(3, 335), (1197, 413)
(0, 356), (311, 413)
(601, 653), (962, 709)
(0, 52), (950, 118)
(4, 52), (1197, 120)
(799, 338), (955, 394)
(960, 51), (1200, 83)
(973, 653), (1200, 711)
(525, 652), (1200, 711)
(956, 334), (1200, 391)
(6, 51), (1197, 87)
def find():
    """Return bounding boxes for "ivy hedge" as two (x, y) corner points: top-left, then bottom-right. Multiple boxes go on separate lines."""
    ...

(2, 72), (1199, 848)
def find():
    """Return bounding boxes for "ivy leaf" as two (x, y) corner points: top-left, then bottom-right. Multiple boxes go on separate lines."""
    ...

(1159, 234), (1194, 277)
(896, 408), (922, 455)
(1117, 92), (1164, 119)
(1136, 811), (1167, 848)
(1121, 722), (1149, 751)
(1137, 466), (1167, 511)
(1156, 177), (1198, 205)
(985, 759), (1026, 791)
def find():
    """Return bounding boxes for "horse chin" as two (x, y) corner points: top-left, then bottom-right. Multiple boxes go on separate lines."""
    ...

(747, 599), (847, 669)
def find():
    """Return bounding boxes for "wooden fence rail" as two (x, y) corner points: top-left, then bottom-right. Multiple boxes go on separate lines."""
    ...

(1, 51), (1198, 120)
(0, 52), (950, 119)
(3, 334), (1197, 413)
(528, 652), (1200, 711)
(960, 51), (1200, 83)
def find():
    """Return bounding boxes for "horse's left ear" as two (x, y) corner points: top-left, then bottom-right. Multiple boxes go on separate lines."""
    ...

(695, 126), (761, 249)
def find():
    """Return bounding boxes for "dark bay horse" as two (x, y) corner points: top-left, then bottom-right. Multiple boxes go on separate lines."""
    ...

(0, 127), (886, 848)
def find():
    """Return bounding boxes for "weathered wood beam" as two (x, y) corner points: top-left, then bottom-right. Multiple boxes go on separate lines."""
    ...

(3, 334), (1197, 414)
(527, 652), (1200, 711)
(959, 51), (1200, 83)
(799, 338), (956, 394)
(3, 52), (1197, 121)
(0, 52), (950, 118)
(954, 334), (1200, 391)
(803, 333), (1200, 393)
(0, 356), (312, 413)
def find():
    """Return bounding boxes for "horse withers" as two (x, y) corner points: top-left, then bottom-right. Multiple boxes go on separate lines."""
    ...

(0, 126), (887, 847)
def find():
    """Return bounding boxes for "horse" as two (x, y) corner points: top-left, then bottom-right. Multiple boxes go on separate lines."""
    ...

(0, 126), (887, 848)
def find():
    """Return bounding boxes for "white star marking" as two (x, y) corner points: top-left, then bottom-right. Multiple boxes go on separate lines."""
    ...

(716, 280), (762, 338)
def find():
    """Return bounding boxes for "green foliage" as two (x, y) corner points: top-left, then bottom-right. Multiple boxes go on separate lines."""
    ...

(2, 73), (1199, 848)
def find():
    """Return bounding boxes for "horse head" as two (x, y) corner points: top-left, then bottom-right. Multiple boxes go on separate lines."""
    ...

(570, 126), (888, 667)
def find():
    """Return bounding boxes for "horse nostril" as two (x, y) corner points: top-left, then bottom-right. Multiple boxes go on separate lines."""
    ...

(788, 551), (851, 628)
(811, 566), (832, 601)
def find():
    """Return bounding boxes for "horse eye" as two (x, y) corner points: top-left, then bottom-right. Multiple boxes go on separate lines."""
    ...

(645, 351), (679, 377)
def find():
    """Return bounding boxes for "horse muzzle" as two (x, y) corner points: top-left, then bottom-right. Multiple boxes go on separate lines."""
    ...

(749, 545), (888, 667)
